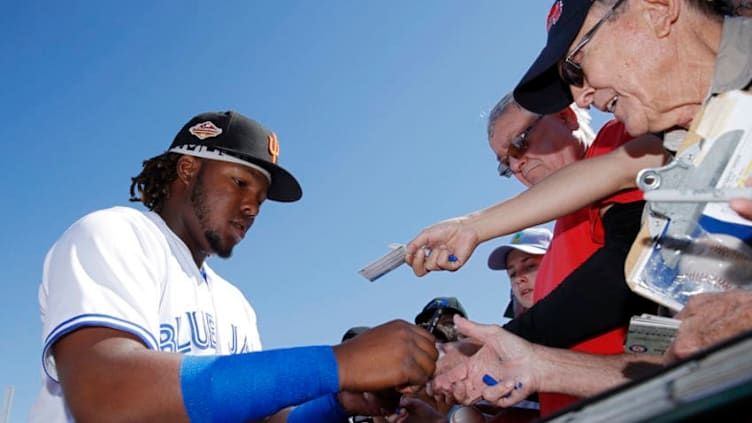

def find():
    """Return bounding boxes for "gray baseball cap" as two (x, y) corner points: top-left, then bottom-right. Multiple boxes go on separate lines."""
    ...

(488, 227), (552, 271)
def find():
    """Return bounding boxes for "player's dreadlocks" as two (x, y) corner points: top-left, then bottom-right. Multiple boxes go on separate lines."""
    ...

(129, 152), (181, 212)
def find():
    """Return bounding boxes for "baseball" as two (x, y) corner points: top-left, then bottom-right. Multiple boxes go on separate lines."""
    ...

(676, 233), (752, 293)
(449, 406), (487, 423)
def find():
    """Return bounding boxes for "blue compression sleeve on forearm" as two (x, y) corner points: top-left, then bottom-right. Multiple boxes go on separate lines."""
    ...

(287, 393), (349, 423)
(180, 345), (340, 423)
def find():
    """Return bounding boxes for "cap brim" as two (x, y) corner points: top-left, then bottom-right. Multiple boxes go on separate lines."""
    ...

(513, 1), (592, 114)
(342, 326), (370, 341)
(415, 310), (431, 325)
(224, 150), (302, 203)
(415, 307), (467, 325)
(488, 245), (547, 270)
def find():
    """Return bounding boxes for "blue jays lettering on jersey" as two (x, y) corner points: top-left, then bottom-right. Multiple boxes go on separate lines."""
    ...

(160, 312), (256, 353)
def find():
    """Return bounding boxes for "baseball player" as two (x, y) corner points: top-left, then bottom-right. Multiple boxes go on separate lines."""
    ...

(30, 111), (437, 422)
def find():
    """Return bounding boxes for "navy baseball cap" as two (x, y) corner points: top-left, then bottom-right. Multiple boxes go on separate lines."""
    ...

(414, 297), (468, 325)
(169, 110), (302, 202)
(513, 0), (593, 114)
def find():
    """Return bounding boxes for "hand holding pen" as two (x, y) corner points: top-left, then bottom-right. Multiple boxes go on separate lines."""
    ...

(405, 216), (480, 277)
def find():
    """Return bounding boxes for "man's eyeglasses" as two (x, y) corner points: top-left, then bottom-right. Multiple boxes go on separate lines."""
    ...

(497, 116), (543, 178)
(558, 0), (625, 87)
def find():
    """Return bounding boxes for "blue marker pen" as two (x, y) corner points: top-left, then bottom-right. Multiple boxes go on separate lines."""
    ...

(482, 374), (498, 386)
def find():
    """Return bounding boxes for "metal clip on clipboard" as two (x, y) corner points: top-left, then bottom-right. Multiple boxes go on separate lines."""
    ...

(636, 130), (743, 268)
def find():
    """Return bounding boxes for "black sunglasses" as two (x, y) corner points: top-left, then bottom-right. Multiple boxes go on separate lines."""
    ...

(558, 0), (625, 87)
(497, 116), (544, 178)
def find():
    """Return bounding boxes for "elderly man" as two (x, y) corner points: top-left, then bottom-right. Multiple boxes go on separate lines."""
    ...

(430, 0), (751, 409)
(514, 0), (751, 135)
(513, 0), (752, 355)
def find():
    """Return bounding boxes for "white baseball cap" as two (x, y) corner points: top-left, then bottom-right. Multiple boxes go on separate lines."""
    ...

(487, 227), (552, 270)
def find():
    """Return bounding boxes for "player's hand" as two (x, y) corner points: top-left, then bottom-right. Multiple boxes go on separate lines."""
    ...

(392, 396), (447, 423)
(333, 320), (438, 393)
(668, 291), (752, 361)
(405, 217), (480, 277)
(337, 389), (401, 416)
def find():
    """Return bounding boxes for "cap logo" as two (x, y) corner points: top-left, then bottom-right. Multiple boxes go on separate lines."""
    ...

(267, 132), (280, 164)
(547, 0), (563, 31)
(511, 233), (522, 244)
(189, 121), (223, 140)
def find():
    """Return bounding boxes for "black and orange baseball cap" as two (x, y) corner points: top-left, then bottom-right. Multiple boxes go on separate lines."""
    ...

(169, 110), (302, 202)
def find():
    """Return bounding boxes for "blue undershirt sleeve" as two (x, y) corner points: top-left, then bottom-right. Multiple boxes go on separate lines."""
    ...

(287, 392), (349, 423)
(180, 345), (341, 422)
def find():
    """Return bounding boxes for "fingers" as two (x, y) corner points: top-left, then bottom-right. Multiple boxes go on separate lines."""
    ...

(405, 245), (429, 277)
(728, 177), (752, 220)
(730, 197), (752, 221)
(396, 396), (445, 422)
(457, 354), (497, 403)
(675, 293), (716, 319)
(398, 384), (422, 396)
(392, 409), (408, 423)
(425, 247), (462, 273)
(406, 245), (463, 276)
(667, 336), (700, 362)
(453, 315), (499, 345)
(334, 320), (438, 392)
(392, 324), (439, 387)
(425, 382), (452, 406)
(405, 232), (429, 261)
(432, 360), (468, 394)
(483, 379), (527, 407)
(405, 220), (471, 276)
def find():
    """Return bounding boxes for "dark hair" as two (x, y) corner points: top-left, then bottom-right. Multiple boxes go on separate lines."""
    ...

(129, 152), (181, 212)
(690, 0), (729, 16)
(598, 0), (724, 17)
(706, 0), (744, 15)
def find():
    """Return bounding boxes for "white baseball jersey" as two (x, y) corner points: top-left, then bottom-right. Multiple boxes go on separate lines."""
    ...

(30, 206), (262, 422)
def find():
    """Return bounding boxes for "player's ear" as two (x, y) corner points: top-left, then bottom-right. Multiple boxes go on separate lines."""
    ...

(176, 155), (201, 185)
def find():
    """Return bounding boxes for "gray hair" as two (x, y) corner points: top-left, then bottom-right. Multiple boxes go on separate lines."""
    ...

(486, 92), (535, 139)
(487, 93), (595, 147)
(570, 104), (596, 147)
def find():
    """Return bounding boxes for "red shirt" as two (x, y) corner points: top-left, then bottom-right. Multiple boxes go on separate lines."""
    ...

(534, 120), (644, 415)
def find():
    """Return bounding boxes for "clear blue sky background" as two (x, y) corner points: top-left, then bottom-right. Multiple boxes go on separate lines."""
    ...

(0, 1), (609, 420)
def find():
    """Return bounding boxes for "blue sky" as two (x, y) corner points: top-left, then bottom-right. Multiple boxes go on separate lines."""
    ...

(0, 1), (610, 420)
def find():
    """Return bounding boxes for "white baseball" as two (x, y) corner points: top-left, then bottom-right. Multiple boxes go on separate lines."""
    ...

(449, 406), (486, 423)
(676, 233), (752, 292)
